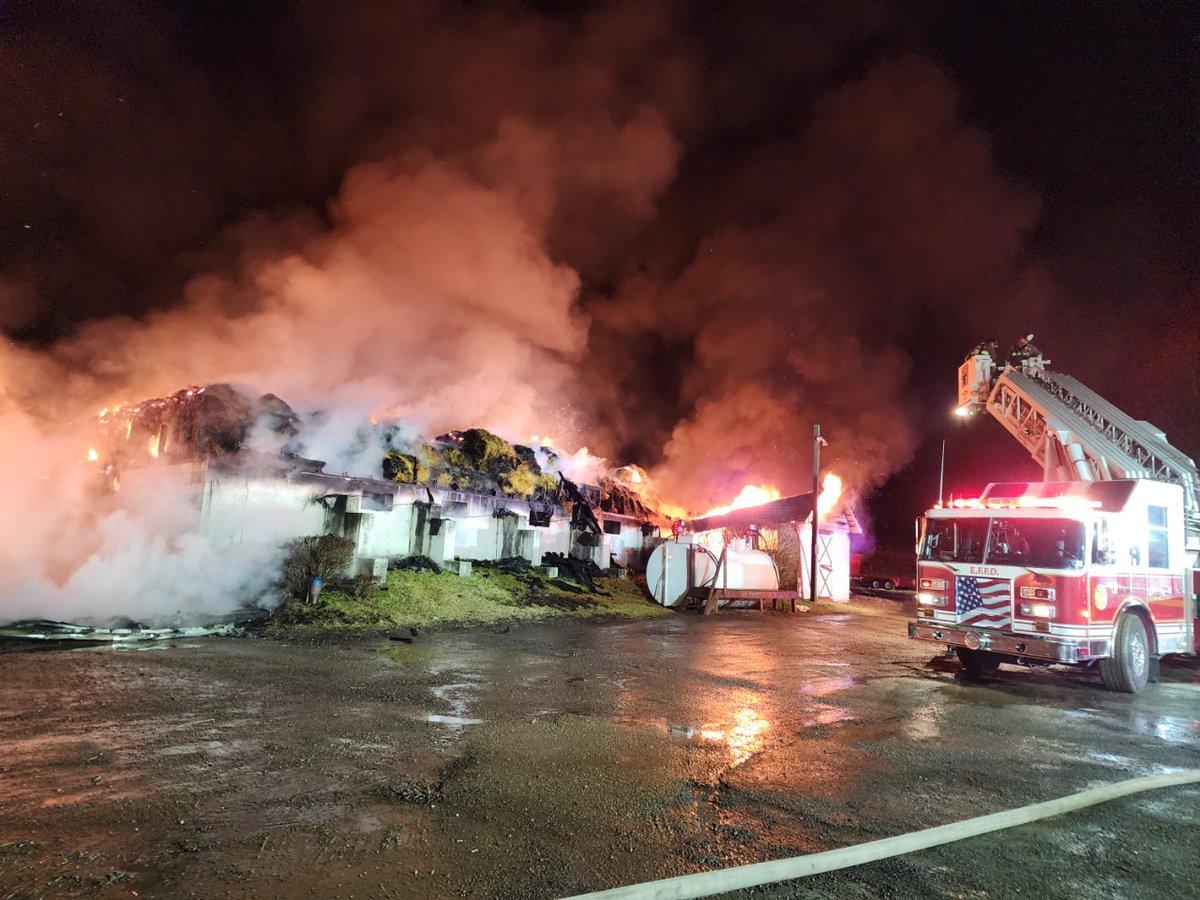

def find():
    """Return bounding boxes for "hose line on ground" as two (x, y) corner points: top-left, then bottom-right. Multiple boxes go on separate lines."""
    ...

(560, 768), (1200, 900)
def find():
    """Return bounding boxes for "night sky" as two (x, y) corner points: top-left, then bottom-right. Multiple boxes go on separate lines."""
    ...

(2, 1), (1197, 549)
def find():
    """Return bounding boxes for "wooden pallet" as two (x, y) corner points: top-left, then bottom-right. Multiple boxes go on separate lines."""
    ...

(680, 587), (802, 615)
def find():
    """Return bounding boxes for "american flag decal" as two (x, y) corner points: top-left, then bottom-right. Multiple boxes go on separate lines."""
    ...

(955, 576), (1011, 627)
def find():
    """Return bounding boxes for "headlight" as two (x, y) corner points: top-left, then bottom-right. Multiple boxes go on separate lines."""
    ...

(918, 593), (948, 607)
(919, 577), (948, 591)
(1019, 602), (1056, 618)
(1020, 586), (1055, 601)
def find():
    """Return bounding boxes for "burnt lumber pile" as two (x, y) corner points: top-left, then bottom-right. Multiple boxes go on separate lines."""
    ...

(474, 552), (614, 596)
(389, 555), (443, 574)
(541, 552), (613, 595)
(472, 557), (532, 575)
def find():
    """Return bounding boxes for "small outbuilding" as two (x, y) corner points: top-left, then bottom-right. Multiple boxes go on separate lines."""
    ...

(681, 490), (862, 604)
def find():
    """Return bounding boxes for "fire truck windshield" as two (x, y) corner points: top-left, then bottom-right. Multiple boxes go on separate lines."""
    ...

(920, 517), (1085, 569)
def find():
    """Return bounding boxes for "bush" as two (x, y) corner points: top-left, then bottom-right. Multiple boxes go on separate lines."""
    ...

(351, 572), (377, 599)
(760, 526), (801, 591)
(280, 534), (356, 599)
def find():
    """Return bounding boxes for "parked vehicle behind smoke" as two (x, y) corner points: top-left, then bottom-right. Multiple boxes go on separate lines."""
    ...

(851, 550), (916, 592)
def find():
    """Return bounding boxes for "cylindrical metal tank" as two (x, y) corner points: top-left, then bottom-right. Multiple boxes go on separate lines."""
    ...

(646, 541), (780, 606)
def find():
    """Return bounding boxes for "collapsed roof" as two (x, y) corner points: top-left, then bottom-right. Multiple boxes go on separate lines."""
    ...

(92, 384), (665, 524)
(688, 491), (861, 534)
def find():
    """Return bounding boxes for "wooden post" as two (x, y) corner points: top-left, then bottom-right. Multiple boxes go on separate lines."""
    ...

(703, 546), (728, 615)
(811, 424), (820, 603)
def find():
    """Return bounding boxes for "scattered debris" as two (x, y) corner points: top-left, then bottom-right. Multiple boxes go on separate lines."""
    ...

(389, 555), (443, 574)
(472, 557), (532, 575)
(0, 619), (245, 644)
(541, 553), (609, 594)
(558, 475), (603, 535)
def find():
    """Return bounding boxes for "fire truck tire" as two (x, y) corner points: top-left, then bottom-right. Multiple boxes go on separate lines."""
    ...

(955, 647), (1001, 676)
(1099, 614), (1150, 693)
(869, 578), (881, 589)
(882, 579), (895, 591)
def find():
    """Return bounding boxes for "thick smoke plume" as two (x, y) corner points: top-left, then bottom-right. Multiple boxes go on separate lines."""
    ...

(1, 0), (1126, 622)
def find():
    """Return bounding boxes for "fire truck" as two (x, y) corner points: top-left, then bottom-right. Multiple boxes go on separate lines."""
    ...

(907, 344), (1199, 692)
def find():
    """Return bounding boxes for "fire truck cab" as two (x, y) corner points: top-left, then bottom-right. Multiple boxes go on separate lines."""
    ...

(909, 479), (1197, 692)
(909, 343), (1199, 692)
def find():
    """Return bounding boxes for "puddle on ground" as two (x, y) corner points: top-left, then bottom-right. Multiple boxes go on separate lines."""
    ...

(1132, 714), (1200, 746)
(791, 660), (852, 667)
(81, 641), (208, 653)
(377, 643), (439, 664)
(662, 705), (771, 765)
(424, 714), (483, 727)
(796, 677), (859, 695)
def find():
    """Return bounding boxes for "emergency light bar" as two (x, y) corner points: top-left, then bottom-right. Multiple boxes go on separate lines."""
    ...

(947, 495), (1100, 511)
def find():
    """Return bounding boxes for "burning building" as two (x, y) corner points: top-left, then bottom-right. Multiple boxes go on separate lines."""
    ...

(93, 383), (666, 587)
(648, 479), (861, 608)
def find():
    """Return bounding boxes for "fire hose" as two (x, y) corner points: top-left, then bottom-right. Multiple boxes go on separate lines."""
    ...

(560, 768), (1200, 900)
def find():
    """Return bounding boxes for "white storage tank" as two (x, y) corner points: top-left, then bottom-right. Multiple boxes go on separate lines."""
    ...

(646, 539), (779, 606)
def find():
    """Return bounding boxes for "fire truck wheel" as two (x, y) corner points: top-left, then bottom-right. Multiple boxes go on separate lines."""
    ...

(1098, 614), (1150, 693)
(870, 578), (881, 589)
(955, 647), (1001, 676)
(882, 579), (896, 591)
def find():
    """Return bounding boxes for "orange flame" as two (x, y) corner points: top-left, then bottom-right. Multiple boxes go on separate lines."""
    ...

(147, 433), (160, 458)
(816, 473), (843, 517)
(699, 484), (781, 519)
(86, 448), (99, 462)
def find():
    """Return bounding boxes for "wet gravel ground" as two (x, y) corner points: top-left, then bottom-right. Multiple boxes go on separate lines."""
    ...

(1, 599), (1198, 899)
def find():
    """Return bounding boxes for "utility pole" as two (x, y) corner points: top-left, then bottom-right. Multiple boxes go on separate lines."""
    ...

(939, 438), (946, 506)
(811, 424), (822, 603)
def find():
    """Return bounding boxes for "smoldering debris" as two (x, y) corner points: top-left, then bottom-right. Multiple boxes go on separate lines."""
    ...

(0, 619), (246, 645)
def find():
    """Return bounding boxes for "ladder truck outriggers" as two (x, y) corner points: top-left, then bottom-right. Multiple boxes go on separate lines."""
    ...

(908, 340), (1200, 692)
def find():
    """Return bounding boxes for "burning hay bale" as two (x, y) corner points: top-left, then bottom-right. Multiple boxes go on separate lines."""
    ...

(381, 426), (558, 500)
(596, 476), (654, 520)
(95, 383), (300, 467)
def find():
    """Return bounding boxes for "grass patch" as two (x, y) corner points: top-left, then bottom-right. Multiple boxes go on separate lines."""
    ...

(268, 567), (669, 632)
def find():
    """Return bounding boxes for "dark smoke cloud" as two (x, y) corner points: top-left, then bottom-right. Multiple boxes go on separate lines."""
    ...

(583, 54), (1043, 506)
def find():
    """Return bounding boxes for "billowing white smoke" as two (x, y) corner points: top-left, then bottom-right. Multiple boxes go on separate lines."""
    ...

(0, 395), (298, 624)
(54, 159), (588, 439)
(0, 112), (679, 625)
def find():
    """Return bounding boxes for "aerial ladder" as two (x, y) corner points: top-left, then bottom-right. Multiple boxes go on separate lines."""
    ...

(957, 344), (1200, 562)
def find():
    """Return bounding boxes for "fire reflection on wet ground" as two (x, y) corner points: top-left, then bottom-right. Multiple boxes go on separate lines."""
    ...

(664, 696), (771, 765)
